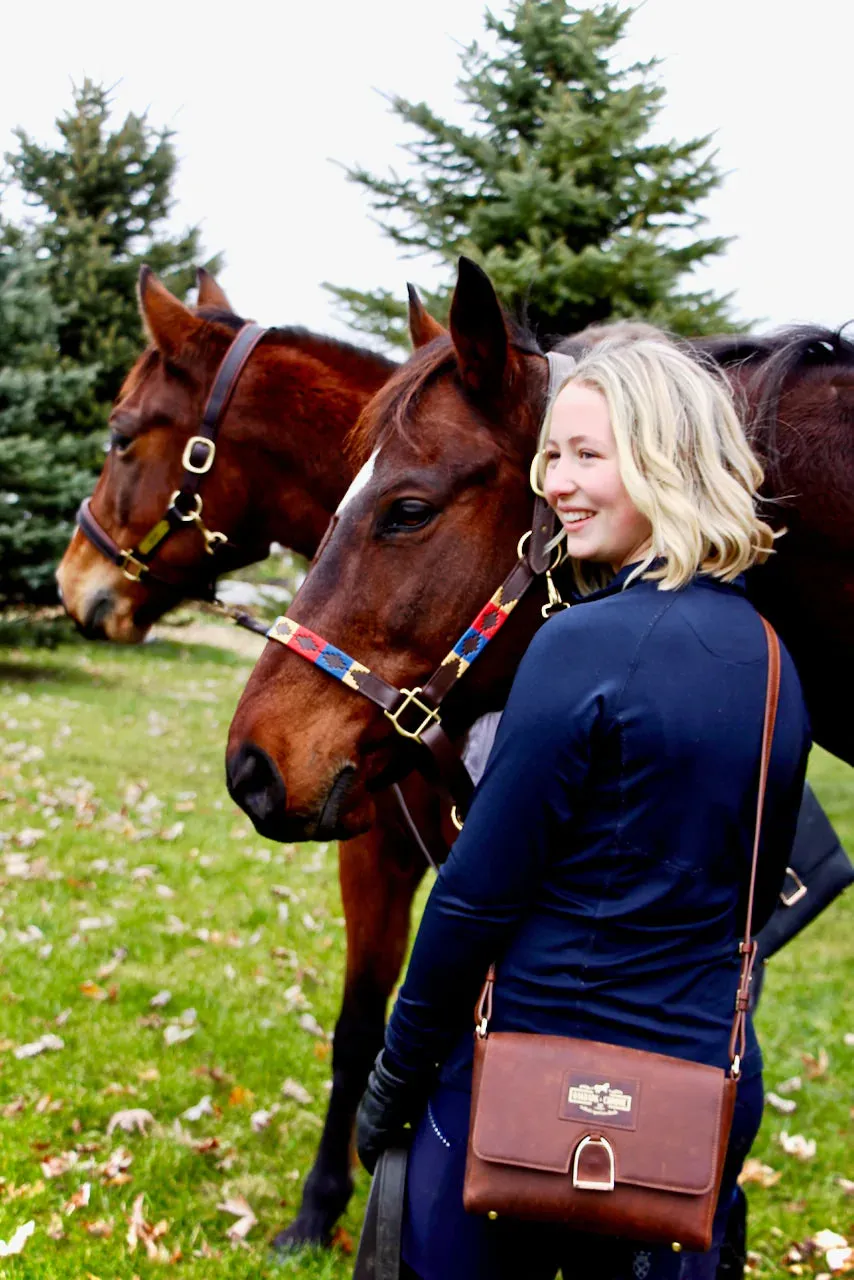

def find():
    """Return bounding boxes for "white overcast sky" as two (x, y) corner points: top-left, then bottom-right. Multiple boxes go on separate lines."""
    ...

(3, 1), (853, 346)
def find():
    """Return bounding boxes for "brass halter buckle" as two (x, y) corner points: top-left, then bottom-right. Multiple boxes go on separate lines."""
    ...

(119, 550), (148, 582)
(384, 687), (441, 743)
(182, 436), (216, 474)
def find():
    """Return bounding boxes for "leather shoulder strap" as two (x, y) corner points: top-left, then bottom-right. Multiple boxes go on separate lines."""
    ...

(728, 617), (781, 1073)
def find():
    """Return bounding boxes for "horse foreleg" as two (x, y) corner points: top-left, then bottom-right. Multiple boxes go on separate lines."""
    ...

(272, 782), (433, 1251)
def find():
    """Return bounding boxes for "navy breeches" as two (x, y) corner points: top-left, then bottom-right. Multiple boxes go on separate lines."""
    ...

(401, 1073), (764, 1280)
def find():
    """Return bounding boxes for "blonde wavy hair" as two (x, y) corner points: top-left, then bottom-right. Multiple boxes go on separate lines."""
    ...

(535, 338), (774, 593)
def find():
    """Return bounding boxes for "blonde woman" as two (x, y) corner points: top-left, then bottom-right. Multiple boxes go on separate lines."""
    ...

(356, 341), (811, 1280)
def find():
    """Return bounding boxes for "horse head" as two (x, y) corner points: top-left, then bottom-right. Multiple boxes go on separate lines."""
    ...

(56, 268), (388, 643)
(226, 259), (550, 841)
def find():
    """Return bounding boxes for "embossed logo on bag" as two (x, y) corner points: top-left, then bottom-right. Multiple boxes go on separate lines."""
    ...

(560, 1072), (640, 1130)
(568, 1081), (632, 1116)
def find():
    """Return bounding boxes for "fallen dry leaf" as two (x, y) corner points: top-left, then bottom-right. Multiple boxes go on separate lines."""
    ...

(0, 1220), (35, 1257)
(97, 947), (127, 979)
(812, 1230), (848, 1251)
(182, 1095), (214, 1122)
(250, 1107), (278, 1132)
(13, 1034), (63, 1059)
(2, 1097), (26, 1117)
(149, 990), (171, 1008)
(100, 1149), (133, 1180)
(46, 1213), (65, 1240)
(297, 1012), (326, 1038)
(163, 1025), (195, 1046)
(777, 1075), (803, 1095)
(84, 1219), (113, 1238)
(126, 1193), (172, 1262)
(137, 1066), (160, 1082)
(107, 1109), (153, 1137)
(217, 1192), (257, 1242)
(282, 1078), (313, 1105)
(228, 1086), (254, 1107)
(827, 1247), (854, 1273)
(835, 1177), (854, 1197)
(738, 1158), (782, 1188)
(63, 1182), (91, 1213)
(802, 1049), (829, 1079)
(766, 1091), (798, 1114)
(80, 980), (108, 1002)
(779, 1131), (817, 1160)
(332, 1225), (354, 1255)
(41, 1151), (79, 1178)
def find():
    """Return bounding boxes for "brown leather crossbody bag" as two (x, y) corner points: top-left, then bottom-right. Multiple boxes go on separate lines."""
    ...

(463, 619), (781, 1252)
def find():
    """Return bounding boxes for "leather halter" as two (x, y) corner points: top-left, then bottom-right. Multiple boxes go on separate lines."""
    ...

(266, 351), (577, 819)
(75, 322), (268, 599)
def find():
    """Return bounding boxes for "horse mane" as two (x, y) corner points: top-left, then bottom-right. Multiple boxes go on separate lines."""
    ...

(348, 319), (542, 464)
(701, 324), (854, 484)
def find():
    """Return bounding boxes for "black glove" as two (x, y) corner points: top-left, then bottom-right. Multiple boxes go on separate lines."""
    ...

(356, 1050), (429, 1174)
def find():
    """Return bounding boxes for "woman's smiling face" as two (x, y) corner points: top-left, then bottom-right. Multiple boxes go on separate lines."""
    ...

(543, 381), (653, 572)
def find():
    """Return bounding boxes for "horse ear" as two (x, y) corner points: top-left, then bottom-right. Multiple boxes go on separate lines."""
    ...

(196, 267), (232, 312)
(138, 265), (200, 358)
(407, 283), (447, 349)
(449, 257), (509, 395)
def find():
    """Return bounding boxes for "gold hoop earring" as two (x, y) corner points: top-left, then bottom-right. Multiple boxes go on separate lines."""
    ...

(529, 452), (546, 498)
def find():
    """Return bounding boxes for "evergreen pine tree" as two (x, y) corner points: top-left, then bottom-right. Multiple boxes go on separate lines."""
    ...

(328, 1), (736, 349)
(6, 78), (221, 428)
(0, 236), (98, 603)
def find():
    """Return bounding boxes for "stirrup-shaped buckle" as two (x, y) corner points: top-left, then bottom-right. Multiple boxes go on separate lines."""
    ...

(572, 1135), (615, 1191)
(780, 866), (807, 907)
(119, 550), (147, 582)
(384, 687), (440, 743)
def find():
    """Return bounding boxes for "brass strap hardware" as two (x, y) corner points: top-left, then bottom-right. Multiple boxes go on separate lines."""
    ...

(572, 1135), (615, 1192)
(529, 451), (546, 498)
(542, 568), (569, 619)
(168, 491), (226, 556)
(780, 866), (807, 907)
(200, 527), (228, 556)
(384, 687), (441, 743)
(169, 491), (204, 523)
(450, 805), (464, 832)
(119, 550), (148, 582)
(182, 435), (216, 474)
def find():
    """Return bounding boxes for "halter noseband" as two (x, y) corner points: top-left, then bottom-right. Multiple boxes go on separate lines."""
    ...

(75, 322), (268, 598)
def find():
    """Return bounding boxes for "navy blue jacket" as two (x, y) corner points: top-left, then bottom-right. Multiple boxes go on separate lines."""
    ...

(385, 565), (811, 1085)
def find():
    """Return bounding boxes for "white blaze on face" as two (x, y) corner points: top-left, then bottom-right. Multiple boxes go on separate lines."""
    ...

(335, 449), (379, 516)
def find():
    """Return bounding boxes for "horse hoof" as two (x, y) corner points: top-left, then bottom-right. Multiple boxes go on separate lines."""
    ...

(269, 1219), (332, 1256)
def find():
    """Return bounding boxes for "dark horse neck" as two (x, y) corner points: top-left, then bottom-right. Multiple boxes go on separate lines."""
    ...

(232, 328), (396, 563)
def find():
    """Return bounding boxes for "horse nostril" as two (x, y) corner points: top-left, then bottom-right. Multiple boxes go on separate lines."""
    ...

(226, 743), (287, 835)
(81, 589), (113, 637)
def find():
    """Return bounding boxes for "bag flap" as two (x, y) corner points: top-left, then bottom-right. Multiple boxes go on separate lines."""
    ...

(471, 1032), (729, 1196)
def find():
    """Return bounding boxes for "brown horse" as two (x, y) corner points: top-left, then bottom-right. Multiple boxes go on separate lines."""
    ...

(55, 271), (454, 1250)
(226, 259), (854, 856)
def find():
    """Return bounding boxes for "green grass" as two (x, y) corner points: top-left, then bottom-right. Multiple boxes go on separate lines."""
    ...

(0, 624), (851, 1278)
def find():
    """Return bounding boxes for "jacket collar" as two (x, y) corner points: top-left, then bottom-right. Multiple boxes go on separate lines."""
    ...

(573, 560), (748, 605)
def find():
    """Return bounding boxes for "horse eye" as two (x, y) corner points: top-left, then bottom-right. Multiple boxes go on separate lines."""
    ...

(110, 432), (132, 454)
(380, 498), (436, 533)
